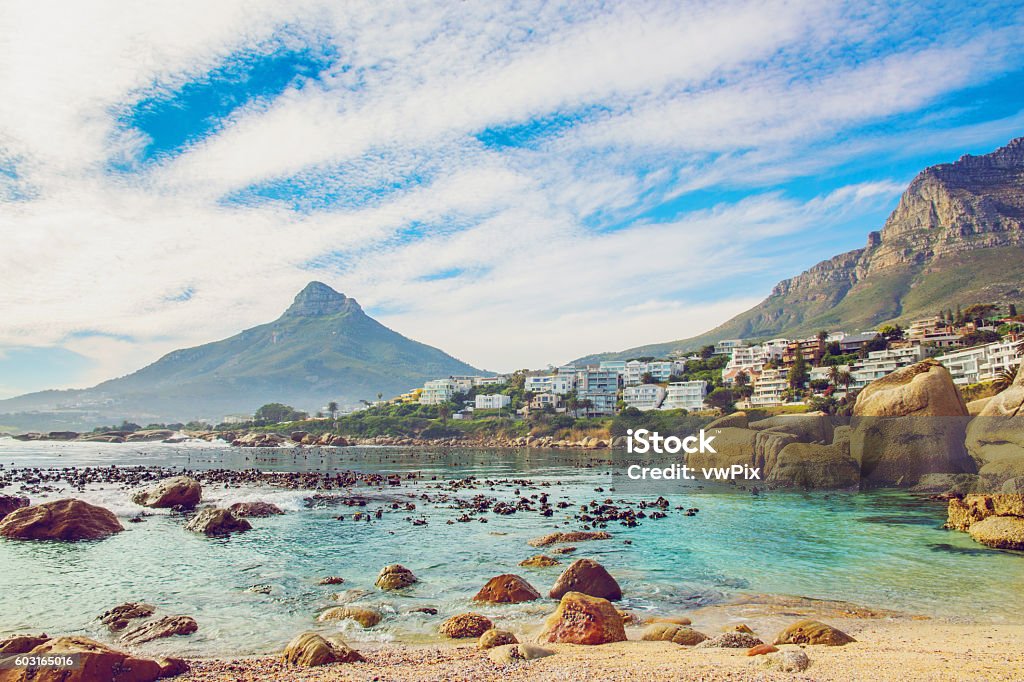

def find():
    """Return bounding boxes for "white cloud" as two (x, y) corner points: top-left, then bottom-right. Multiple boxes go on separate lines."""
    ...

(0, 0), (1021, 394)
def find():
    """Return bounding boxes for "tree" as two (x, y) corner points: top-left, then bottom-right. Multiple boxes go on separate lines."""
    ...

(705, 387), (735, 412)
(255, 403), (296, 423)
(788, 346), (808, 390)
(437, 403), (451, 427)
(955, 304), (964, 326)
(964, 303), (997, 325)
(1009, 303), (1018, 318)
(734, 370), (749, 387)
(817, 330), (829, 343)
(640, 372), (655, 384)
(699, 344), (715, 359)
(993, 368), (1018, 392)
(828, 365), (842, 388)
(327, 401), (339, 419)
(837, 370), (854, 394)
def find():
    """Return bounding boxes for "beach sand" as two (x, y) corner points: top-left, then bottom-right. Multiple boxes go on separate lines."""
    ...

(178, 600), (1024, 681)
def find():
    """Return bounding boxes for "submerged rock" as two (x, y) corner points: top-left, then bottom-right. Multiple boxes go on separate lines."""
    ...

(527, 530), (611, 547)
(473, 574), (541, 603)
(121, 615), (198, 645)
(518, 554), (560, 567)
(228, 501), (284, 517)
(132, 476), (202, 509)
(99, 602), (155, 631)
(317, 606), (381, 628)
(549, 558), (622, 601)
(0, 494), (29, 520)
(184, 508), (252, 536)
(774, 619), (855, 646)
(440, 613), (492, 639)
(374, 564), (417, 590)
(0, 499), (123, 541)
(282, 632), (364, 666)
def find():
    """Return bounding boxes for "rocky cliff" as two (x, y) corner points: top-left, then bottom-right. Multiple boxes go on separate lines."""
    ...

(577, 137), (1024, 363)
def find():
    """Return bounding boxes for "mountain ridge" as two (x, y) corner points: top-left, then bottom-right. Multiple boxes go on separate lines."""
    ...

(573, 137), (1024, 364)
(0, 282), (483, 429)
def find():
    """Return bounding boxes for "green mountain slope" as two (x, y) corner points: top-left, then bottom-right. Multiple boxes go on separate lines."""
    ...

(574, 137), (1024, 364)
(0, 282), (482, 427)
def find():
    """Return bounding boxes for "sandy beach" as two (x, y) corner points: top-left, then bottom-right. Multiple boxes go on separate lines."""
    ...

(178, 620), (1024, 682)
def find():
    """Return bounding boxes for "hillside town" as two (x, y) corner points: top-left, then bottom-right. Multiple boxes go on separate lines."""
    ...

(394, 305), (1023, 418)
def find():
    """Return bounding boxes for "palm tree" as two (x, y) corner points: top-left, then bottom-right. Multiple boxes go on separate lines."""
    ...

(837, 370), (854, 394)
(993, 368), (1018, 392)
(828, 365), (842, 389)
(327, 401), (339, 419)
(438, 404), (451, 427)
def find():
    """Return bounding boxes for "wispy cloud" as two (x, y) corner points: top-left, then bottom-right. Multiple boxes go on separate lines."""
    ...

(0, 0), (1022, 395)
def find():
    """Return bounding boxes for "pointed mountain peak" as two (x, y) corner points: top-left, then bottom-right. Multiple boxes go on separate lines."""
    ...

(283, 281), (362, 317)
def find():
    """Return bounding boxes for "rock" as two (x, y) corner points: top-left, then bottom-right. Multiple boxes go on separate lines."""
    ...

(282, 632), (364, 666)
(374, 564), (417, 590)
(695, 632), (763, 648)
(767, 441), (860, 489)
(0, 494), (29, 520)
(706, 412), (748, 429)
(641, 624), (708, 645)
(132, 476), (202, 509)
(851, 360), (974, 485)
(979, 458), (1024, 490)
(967, 515), (1024, 550)
(774, 619), (855, 646)
(728, 623), (756, 634)
(246, 584), (271, 594)
(549, 558), (622, 601)
(0, 499), (123, 541)
(687, 427), (758, 474)
(648, 616), (692, 625)
(1003, 477), (1024, 493)
(228, 501), (284, 517)
(747, 643), (779, 656)
(0, 636), (164, 682)
(478, 629), (518, 650)
(156, 657), (189, 677)
(967, 397), (992, 416)
(47, 431), (79, 441)
(910, 473), (980, 495)
(551, 546), (576, 555)
(183, 508), (252, 536)
(487, 643), (554, 665)
(518, 554), (560, 567)
(0, 634), (50, 654)
(99, 602), (155, 631)
(290, 431), (309, 443)
(125, 429), (174, 442)
(317, 606), (382, 628)
(537, 592), (626, 645)
(527, 530), (611, 547)
(440, 613), (493, 639)
(121, 615), (198, 645)
(762, 648), (811, 672)
(473, 574), (541, 603)
(410, 607), (438, 615)
(318, 576), (345, 585)
(946, 494), (1024, 531)
(748, 414), (834, 444)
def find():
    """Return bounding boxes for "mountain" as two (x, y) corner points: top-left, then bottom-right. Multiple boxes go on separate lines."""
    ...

(0, 282), (483, 430)
(574, 137), (1024, 364)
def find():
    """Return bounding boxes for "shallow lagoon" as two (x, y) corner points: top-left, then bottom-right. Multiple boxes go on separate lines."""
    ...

(1, 438), (1021, 657)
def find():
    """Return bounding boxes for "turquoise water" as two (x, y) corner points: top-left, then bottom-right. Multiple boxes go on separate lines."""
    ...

(1, 438), (1022, 657)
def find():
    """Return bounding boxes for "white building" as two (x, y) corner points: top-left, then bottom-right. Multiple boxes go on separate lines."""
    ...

(579, 369), (620, 416)
(623, 359), (685, 386)
(661, 381), (707, 411)
(598, 360), (627, 374)
(473, 376), (507, 387)
(420, 379), (457, 405)
(624, 384), (666, 411)
(714, 339), (744, 356)
(525, 373), (576, 395)
(751, 369), (789, 407)
(529, 393), (563, 410)
(938, 339), (1022, 385)
(850, 346), (924, 387)
(475, 394), (511, 410)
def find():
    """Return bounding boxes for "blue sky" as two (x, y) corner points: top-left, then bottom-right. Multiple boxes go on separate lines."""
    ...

(1, 0), (1023, 397)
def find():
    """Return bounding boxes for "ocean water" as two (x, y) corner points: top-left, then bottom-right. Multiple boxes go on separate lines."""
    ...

(1, 438), (1022, 657)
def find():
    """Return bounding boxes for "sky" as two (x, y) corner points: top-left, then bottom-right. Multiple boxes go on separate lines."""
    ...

(1, 0), (1024, 398)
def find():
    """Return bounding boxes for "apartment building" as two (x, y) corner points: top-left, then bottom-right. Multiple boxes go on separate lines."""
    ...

(782, 337), (826, 367)
(472, 376), (507, 387)
(661, 380), (707, 411)
(714, 339), (744, 356)
(937, 338), (1022, 385)
(850, 346), (924, 387)
(623, 384), (666, 411)
(475, 394), (511, 410)
(578, 369), (621, 416)
(419, 379), (457, 405)
(598, 360), (627, 374)
(623, 359), (685, 386)
(751, 368), (789, 407)
(529, 393), (563, 410)
(525, 373), (576, 395)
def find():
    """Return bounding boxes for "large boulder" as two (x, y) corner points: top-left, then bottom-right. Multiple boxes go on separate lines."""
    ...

(132, 476), (201, 509)
(945, 494), (1024, 531)
(967, 516), (1024, 550)
(538, 592), (627, 645)
(473, 574), (541, 603)
(850, 360), (974, 485)
(687, 427), (757, 473)
(0, 634), (50, 655)
(549, 558), (621, 601)
(183, 508), (251, 536)
(0, 494), (29, 520)
(439, 613), (492, 639)
(706, 412), (748, 429)
(774, 619), (855, 646)
(374, 564), (417, 590)
(766, 441), (860, 489)
(282, 632), (364, 666)
(0, 499), (123, 541)
(0, 636), (164, 682)
(748, 414), (834, 444)
(121, 615), (198, 645)
(965, 366), (1024, 477)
